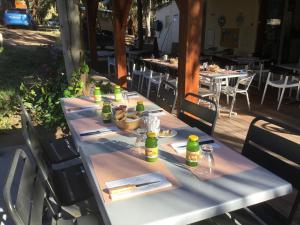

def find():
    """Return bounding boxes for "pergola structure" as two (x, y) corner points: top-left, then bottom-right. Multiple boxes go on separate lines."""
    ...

(86, 0), (203, 104)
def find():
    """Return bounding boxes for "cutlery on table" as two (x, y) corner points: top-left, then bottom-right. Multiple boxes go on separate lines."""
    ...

(80, 128), (116, 137)
(108, 181), (160, 195)
(67, 105), (99, 112)
(174, 139), (215, 149)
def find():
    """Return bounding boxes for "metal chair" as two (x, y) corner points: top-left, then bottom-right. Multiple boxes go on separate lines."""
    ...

(178, 93), (218, 135)
(18, 96), (93, 208)
(221, 72), (255, 117)
(156, 80), (178, 113)
(261, 67), (300, 111)
(242, 116), (300, 225)
(18, 95), (79, 165)
(3, 149), (102, 225)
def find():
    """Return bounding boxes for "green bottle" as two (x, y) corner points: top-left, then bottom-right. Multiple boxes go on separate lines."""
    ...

(94, 87), (102, 104)
(145, 132), (158, 162)
(136, 101), (145, 113)
(102, 102), (112, 123)
(114, 85), (122, 102)
(186, 135), (200, 167)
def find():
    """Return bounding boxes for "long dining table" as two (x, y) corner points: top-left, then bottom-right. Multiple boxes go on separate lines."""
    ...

(61, 93), (292, 225)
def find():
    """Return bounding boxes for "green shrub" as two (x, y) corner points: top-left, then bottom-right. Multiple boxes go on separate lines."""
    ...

(19, 64), (89, 132)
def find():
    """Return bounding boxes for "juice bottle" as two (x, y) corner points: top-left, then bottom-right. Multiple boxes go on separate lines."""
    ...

(114, 85), (122, 102)
(94, 87), (102, 104)
(136, 101), (145, 113)
(145, 132), (158, 162)
(186, 135), (200, 167)
(102, 102), (112, 123)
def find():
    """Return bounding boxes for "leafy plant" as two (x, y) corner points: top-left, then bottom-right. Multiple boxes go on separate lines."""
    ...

(19, 63), (89, 132)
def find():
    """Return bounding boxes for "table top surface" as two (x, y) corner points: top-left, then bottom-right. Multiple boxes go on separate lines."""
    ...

(279, 63), (300, 72)
(61, 94), (292, 225)
(142, 58), (248, 79)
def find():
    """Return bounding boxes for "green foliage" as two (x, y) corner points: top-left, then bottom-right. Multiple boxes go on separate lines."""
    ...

(19, 63), (89, 131)
(0, 47), (3, 53)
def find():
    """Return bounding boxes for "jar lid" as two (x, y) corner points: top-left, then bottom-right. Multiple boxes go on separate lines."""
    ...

(188, 135), (199, 142)
(95, 87), (100, 90)
(115, 85), (121, 89)
(137, 101), (143, 105)
(103, 102), (110, 106)
(147, 132), (156, 138)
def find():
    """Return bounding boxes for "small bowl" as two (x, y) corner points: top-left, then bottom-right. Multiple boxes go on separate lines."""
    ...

(114, 118), (141, 131)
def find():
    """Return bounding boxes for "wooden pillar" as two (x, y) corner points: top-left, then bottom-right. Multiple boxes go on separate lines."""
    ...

(112, 0), (132, 88)
(176, 0), (203, 103)
(86, 0), (99, 69)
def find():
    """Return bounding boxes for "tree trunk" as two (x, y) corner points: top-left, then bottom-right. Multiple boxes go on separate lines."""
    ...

(10, 0), (15, 8)
(56, 0), (83, 81)
(146, 0), (152, 37)
(24, 0), (30, 9)
(137, 0), (143, 49)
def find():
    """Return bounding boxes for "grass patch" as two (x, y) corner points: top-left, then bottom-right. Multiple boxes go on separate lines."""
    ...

(0, 31), (61, 130)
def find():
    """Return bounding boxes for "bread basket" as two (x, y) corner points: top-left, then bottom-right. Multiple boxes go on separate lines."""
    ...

(114, 118), (141, 131)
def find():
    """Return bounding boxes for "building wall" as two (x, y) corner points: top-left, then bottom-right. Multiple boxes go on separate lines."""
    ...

(155, 0), (259, 56)
(205, 0), (260, 55)
(155, 1), (179, 54)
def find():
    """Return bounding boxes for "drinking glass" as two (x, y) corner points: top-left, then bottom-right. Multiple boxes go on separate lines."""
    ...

(199, 144), (215, 174)
(122, 91), (128, 105)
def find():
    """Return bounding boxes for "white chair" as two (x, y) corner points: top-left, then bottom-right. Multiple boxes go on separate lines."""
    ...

(140, 68), (163, 98)
(130, 61), (144, 90)
(107, 56), (115, 77)
(261, 68), (300, 111)
(250, 62), (270, 90)
(221, 73), (255, 117)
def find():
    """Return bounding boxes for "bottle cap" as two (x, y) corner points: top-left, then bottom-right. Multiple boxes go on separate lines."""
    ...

(188, 135), (199, 142)
(103, 102), (110, 106)
(95, 87), (100, 90)
(115, 85), (121, 89)
(137, 101), (143, 105)
(147, 132), (156, 138)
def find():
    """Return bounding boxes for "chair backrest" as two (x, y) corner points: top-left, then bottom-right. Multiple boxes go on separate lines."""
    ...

(17, 96), (58, 202)
(235, 72), (255, 91)
(156, 80), (178, 113)
(242, 116), (300, 189)
(3, 149), (46, 225)
(178, 93), (218, 135)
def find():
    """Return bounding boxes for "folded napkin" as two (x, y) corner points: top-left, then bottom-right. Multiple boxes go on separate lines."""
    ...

(79, 127), (118, 137)
(67, 105), (101, 113)
(105, 172), (172, 201)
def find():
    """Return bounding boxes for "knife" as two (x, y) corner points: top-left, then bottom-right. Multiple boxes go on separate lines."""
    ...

(108, 181), (160, 195)
(67, 106), (98, 112)
(80, 128), (115, 136)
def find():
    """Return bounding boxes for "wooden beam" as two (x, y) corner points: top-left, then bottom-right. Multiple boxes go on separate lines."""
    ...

(112, 0), (132, 88)
(86, 0), (99, 69)
(177, 0), (203, 103)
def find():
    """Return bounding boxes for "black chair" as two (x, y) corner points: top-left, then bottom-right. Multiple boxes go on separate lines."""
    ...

(178, 93), (218, 135)
(156, 80), (178, 113)
(18, 97), (93, 207)
(242, 116), (300, 225)
(18, 95), (80, 165)
(3, 148), (102, 225)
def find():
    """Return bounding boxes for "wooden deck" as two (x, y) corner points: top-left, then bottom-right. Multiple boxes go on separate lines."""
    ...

(214, 86), (300, 225)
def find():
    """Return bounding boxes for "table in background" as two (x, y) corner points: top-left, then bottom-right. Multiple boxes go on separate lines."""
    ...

(61, 93), (292, 225)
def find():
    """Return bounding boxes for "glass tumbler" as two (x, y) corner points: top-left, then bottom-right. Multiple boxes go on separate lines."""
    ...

(199, 144), (215, 174)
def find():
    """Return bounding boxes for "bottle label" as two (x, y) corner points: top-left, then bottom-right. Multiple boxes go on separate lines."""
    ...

(115, 93), (122, 102)
(102, 112), (111, 121)
(145, 147), (158, 159)
(94, 95), (102, 103)
(186, 151), (200, 163)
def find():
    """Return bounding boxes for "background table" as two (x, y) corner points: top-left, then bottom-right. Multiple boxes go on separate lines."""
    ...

(61, 94), (292, 225)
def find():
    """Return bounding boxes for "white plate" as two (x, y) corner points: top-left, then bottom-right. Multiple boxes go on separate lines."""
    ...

(158, 130), (177, 138)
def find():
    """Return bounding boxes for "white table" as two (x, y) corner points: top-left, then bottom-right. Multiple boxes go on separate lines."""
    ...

(279, 63), (300, 73)
(61, 94), (292, 225)
(200, 70), (248, 116)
